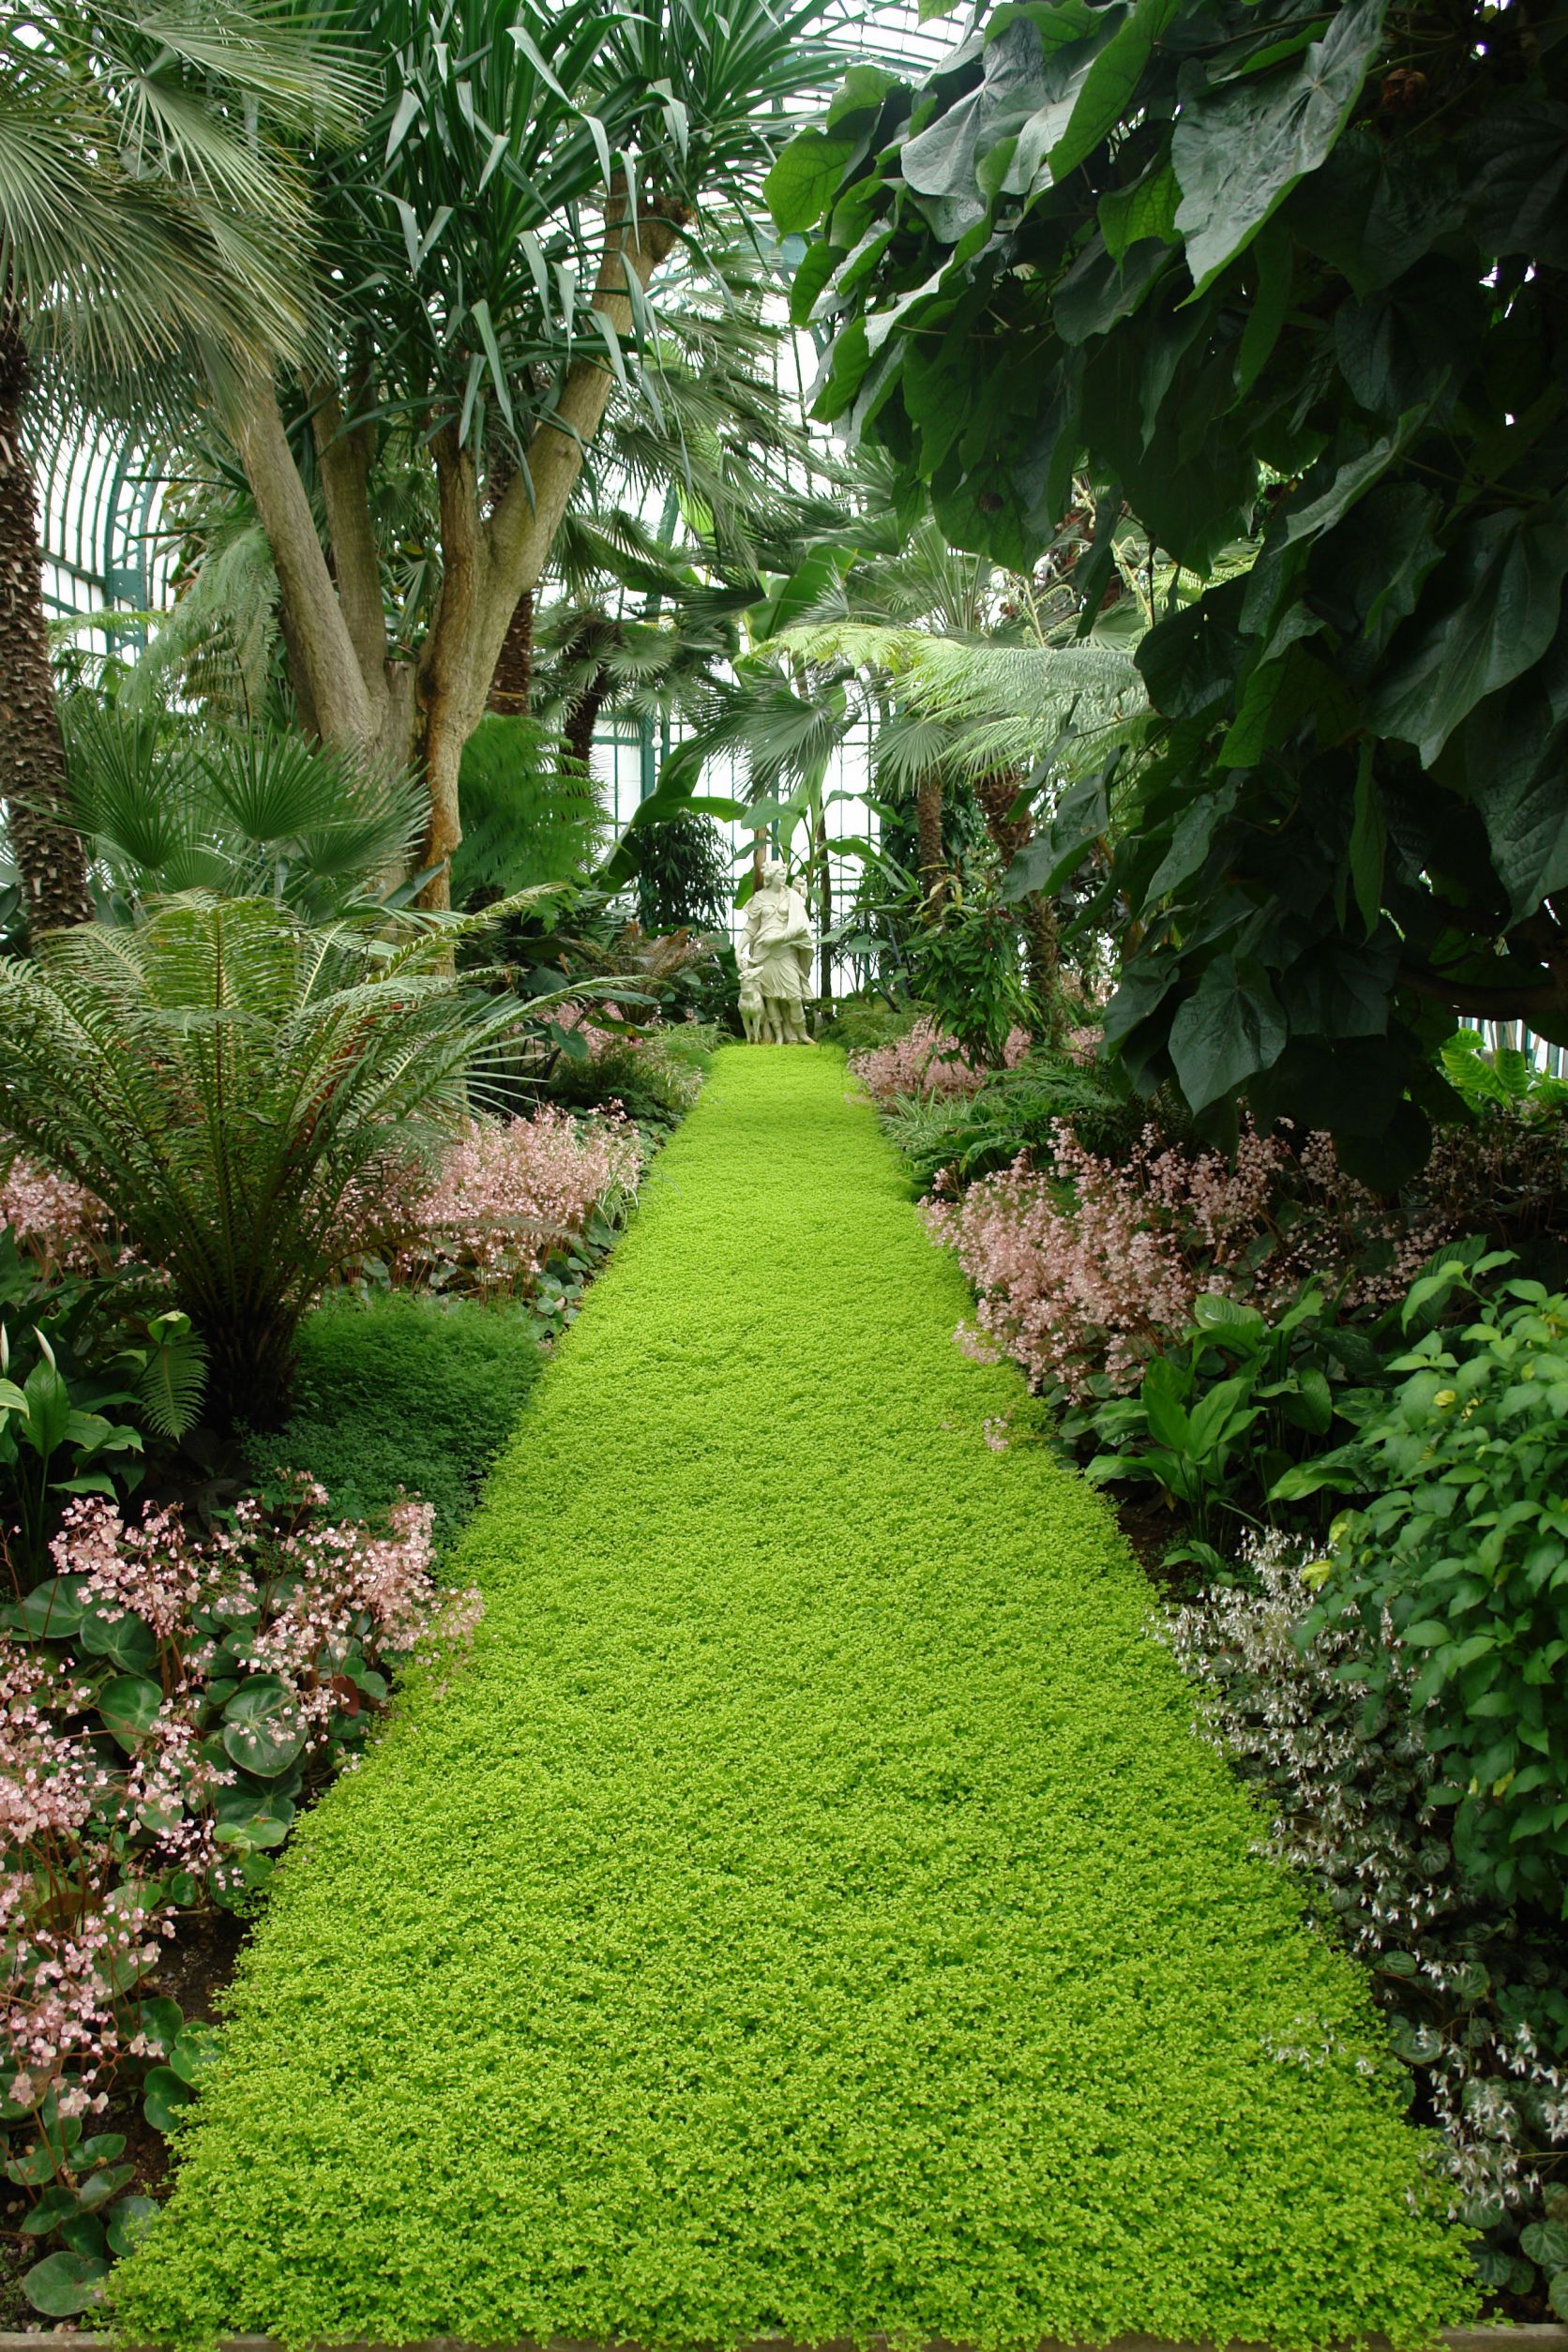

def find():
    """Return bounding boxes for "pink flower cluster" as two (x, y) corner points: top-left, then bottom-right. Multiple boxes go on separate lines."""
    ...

(850, 1018), (1032, 1108)
(0, 1154), (109, 1274)
(925, 1119), (1448, 1402)
(4, 1486), (477, 2130)
(394, 1107), (641, 1301)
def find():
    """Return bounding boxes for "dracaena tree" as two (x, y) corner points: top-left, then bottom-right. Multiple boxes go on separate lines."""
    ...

(219, 0), (852, 907)
(776, 0), (1568, 1180)
(0, 0), (362, 938)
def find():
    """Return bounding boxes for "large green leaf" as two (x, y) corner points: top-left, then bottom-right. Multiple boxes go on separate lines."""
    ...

(764, 129), (853, 234)
(1172, 0), (1389, 297)
(1465, 671), (1568, 922)
(1099, 160), (1179, 261)
(1370, 495), (1568, 765)
(1143, 779), (1238, 899)
(13, 1576), (87, 1639)
(1001, 771), (1109, 901)
(1048, 0), (1177, 183)
(1168, 955), (1287, 1109)
(98, 1675), (165, 1751)
(79, 1606), (158, 1676)
(142, 2066), (197, 2137)
(23, 2252), (109, 2317)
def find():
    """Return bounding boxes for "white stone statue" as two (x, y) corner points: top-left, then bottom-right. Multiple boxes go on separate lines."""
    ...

(737, 953), (766, 1044)
(742, 859), (814, 1044)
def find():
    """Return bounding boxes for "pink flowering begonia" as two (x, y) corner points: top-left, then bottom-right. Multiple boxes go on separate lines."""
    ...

(3, 1485), (478, 2133)
(850, 1018), (1032, 1108)
(925, 1118), (1451, 1402)
(0, 1154), (110, 1274)
(394, 1107), (641, 1300)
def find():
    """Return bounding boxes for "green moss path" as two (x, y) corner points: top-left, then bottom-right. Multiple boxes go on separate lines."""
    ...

(116, 1048), (1473, 2349)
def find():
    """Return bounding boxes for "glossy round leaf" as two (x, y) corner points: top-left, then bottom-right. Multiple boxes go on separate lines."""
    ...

(14, 1575), (89, 1638)
(58, 2210), (108, 2257)
(106, 2194), (159, 2259)
(169, 2023), (223, 2088)
(79, 1604), (158, 1675)
(76, 2162), (134, 2211)
(122, 1994), (184, 2056)
(143, 2065), (197, 2136)
(23, 2250), (109, 2316)
(221, 1676), (307, 1777)
(98, 1673), (164, 1750)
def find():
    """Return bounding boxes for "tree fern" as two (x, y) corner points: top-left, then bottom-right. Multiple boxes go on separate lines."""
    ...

(0, 891), (599, 1425)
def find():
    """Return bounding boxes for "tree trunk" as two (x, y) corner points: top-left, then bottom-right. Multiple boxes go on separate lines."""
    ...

(0, 298), (92, 939)
(225, 362), (382, 755)
(201, 1308), (298, 1433)
(975, 768), (1061, 1033)
(816, 809), (832, 1012)
(914, 772), (946, 911)
(564, 662), (609, 774)
(488, 588), (535, 716)
(223, 192), (685, 914)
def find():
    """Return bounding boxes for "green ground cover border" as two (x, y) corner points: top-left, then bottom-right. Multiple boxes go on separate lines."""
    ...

(249, 1289), (545, 1545)
(113, 1048), (1476, 2350)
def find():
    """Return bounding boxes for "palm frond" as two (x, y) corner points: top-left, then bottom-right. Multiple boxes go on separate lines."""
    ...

(59, 699), (426, 917)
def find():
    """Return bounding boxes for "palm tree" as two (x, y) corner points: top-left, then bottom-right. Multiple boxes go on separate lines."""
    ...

(0, 0), (362, 937)
(672, 490), (1148, 1015)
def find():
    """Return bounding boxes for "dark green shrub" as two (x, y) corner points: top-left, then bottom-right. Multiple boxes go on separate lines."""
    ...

(546, 1024), (718, 1132)
(883, 1051), (1143, 1194)
(818, 993), (924, 1056)
(1082, 1285), (1392, 1576)
(248, 1294), (542, 1546)
(634, 811), (731, 936)
(1306, 1265), (1568, 1915)
(0, 1231), (208, 1583)
(907, 892), (1032, 1064)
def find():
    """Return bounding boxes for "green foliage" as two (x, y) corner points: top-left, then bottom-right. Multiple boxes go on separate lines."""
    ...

(0, 1238), (208, 1580)
(1083, 1287), (1387, 1574)
(634, 810), (732, 937)
(0, 1329), (143, 1583)
(546, 1023), (718, 1134)
(452, 716), (607, 905)
(1306, 1265), (1568, 1914)
(786, 0), (1568, 1168)
(305, 0), (850, 472)
(59, 696), (428, 920)
(0, 891), (573, 1425)
(113, 1049), (1472, 2348)
(0, 0), (361, 376)
(1165, 1546), (1568, 2314)
(907, 888), (1033, 1063)
(1441, 1032), (1568, 1123)
(817, 992), (923, 1056)
(882, 1049), (1141, 1192)
(248, 1293), (542, 1548)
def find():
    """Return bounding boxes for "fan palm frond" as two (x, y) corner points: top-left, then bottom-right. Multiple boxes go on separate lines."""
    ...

(59, 699), (427, 916)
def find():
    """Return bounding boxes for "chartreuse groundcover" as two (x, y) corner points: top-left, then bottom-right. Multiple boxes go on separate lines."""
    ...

(113, 1048), (1475, 2348)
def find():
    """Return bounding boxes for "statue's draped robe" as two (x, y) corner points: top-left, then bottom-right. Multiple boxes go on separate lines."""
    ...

(746, 883), (811, 1007)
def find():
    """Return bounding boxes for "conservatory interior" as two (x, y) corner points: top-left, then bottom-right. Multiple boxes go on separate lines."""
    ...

(1, 0), (1566, 2345)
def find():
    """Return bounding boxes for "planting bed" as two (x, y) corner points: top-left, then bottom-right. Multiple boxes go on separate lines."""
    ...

(113, 1050), (1476, 2349)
